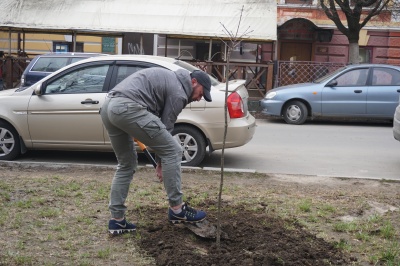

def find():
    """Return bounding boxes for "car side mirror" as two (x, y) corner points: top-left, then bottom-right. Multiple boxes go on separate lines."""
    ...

(326, 79), (338, 87)
(33, 83), (43, 96)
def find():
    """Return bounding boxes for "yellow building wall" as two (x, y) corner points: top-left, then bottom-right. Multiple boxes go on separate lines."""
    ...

(0, 32), (113, 56)
(0, 32), (18, 54)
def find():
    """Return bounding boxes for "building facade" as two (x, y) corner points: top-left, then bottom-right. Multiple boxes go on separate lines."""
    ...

(2, 1), (400, 90)
(2, 2), (399, 65)
(261, 0), (400, 65)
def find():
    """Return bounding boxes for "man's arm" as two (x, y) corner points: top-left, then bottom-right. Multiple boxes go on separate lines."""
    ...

(161, 97), (187, 133)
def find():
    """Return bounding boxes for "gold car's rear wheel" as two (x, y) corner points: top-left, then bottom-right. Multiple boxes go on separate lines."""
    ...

(172, 125), (206, 167)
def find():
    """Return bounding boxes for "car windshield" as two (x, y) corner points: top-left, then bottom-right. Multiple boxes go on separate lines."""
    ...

(31, 57), (71, 72)
(314, 66), (348, 83)
(174, 60), (220, 86)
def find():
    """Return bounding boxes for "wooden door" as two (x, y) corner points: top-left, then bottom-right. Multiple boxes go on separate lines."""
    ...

(280, 42), (312, 61)
(279, 42), (312, 85)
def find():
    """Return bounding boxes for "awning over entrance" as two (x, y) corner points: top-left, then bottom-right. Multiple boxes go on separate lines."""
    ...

(0, 0), (277, 41)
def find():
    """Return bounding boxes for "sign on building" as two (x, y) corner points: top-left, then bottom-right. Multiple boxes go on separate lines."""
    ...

(102, 37), (115, 53)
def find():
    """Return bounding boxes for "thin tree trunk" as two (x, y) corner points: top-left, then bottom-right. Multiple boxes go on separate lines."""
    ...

(216, 47), (231, 247)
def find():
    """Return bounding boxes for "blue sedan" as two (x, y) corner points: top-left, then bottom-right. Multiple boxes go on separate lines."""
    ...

(260, 64), (400, 124)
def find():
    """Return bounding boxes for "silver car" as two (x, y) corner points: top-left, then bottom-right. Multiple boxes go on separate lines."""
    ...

(260, 64), (400, 125)
(394, 103), (400, 141)
(0, 55), (256, 166)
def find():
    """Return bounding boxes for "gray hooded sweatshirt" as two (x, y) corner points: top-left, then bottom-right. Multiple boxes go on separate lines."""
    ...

(111, 67), (192, 132)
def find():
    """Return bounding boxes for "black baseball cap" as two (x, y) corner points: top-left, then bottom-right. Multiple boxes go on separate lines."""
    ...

(190, 70), (212, 102)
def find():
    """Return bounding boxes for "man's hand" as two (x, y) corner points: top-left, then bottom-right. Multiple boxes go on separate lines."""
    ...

(156, 163), (162, 182)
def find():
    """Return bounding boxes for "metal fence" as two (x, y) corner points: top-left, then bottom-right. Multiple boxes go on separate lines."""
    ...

(188, 61), (274, 98)
(0, 56), (29, 89)
(0, 57), (346, 96)
(189, 60), (346, 98)
(277, 61), (346, 87)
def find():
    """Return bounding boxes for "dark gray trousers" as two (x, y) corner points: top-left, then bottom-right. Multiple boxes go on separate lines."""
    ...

(100, 95), (183, 219)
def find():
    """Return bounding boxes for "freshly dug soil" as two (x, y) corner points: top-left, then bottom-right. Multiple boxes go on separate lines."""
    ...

(136, 204), (350, 266)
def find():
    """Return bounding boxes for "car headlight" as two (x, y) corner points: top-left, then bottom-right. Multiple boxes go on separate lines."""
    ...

(265, 91), (277, 99)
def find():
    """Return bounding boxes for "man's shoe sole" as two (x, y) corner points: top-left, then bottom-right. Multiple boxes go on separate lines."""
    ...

(108, 228), (136, 235)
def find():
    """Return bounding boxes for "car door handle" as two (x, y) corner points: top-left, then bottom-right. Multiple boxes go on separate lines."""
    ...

(354, 90), (362, 93)
(397, 89), (400, 93)
(81, 100), (99, 104)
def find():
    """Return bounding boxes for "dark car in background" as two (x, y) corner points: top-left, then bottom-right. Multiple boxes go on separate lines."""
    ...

(20, 52), (106, 88)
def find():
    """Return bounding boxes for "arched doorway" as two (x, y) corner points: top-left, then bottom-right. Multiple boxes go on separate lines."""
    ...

(277, 18), (317, 85)
(278, 18), (317, 62)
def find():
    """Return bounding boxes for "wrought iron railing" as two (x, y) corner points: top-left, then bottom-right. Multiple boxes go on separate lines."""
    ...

(0, 56), (30, 89)
(187, 61), (274, 98)
(188, 60), (347, 97)
(277, 61), (346, 87)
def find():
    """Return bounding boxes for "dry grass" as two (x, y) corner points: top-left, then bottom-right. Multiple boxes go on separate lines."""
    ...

(0, 163), (399, 265)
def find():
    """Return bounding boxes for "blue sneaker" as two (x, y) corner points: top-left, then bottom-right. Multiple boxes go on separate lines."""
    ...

(168, 203), (206, 224)
(108, 218), (136, 235)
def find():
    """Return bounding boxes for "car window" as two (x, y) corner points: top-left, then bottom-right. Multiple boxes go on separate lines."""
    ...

(315, 66), (346, 83)
(116, 65), (147, 84)
(44, 65), (109, 94)
(70, 57), (88, 64)
(371, 68), (400, 85)
(335, 68), (369, 86)
(31, 57), (70, 72)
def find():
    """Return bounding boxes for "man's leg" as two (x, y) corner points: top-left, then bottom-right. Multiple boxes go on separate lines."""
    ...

(100, 97), (137, 219)
(107, 99), (183, 207)
(149, 130), (183, 207)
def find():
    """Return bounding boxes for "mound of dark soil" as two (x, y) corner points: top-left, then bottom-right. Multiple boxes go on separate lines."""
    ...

(135, 204), (352, 266)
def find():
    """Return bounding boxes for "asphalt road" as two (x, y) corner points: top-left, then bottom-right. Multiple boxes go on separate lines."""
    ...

(200, 118), (400, 180)
(12, 118), (400, 180)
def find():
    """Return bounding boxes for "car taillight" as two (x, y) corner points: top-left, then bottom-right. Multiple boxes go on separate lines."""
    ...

(227, 92), (245, 118)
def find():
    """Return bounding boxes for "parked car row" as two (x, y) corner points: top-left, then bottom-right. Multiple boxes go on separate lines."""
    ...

(1, 54), (399, 168)
(0, 54), (256, 166)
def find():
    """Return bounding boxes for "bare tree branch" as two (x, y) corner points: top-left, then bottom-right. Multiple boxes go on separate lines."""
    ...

(319, 0), (398, 62)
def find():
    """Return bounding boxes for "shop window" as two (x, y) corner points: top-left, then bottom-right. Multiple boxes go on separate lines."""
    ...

(53, 42), (84, 53)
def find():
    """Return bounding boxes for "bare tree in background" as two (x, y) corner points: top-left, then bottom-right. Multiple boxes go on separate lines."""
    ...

(216, 5), (253, 247)
(319, 0), (400, 63)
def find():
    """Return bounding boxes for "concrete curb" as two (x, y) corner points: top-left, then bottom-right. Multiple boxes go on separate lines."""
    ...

(0, 160), (256, 174)
(1, 160), (399, 182)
